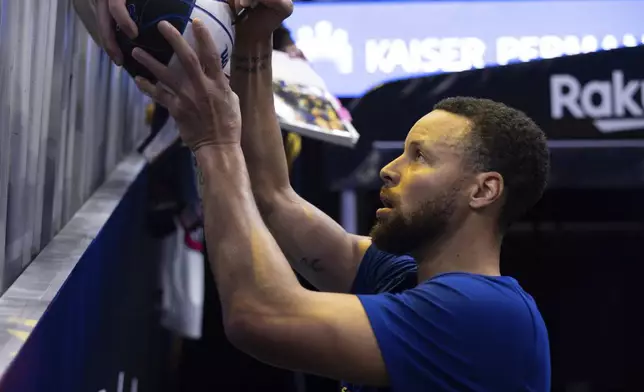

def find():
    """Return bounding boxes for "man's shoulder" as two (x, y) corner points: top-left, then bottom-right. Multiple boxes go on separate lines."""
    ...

(413, 273), (547, 345)
(428, 271), (520, 289)
(421, 272), (538, 311)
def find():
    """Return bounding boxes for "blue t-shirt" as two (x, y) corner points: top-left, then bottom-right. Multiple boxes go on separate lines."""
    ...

(341, 245), (550, 392)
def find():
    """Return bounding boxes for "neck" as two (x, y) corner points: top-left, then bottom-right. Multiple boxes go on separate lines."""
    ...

(413, 220), (502, 282)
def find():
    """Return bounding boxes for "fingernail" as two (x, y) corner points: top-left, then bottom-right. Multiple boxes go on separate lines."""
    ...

(134, 77), (149, 91)
(132, 47), (144, 61)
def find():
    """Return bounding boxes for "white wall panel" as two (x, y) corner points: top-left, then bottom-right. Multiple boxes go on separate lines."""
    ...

(0, 0), (149, 292)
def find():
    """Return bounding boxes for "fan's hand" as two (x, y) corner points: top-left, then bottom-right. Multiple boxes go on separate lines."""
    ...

(97, 0), (139, 65)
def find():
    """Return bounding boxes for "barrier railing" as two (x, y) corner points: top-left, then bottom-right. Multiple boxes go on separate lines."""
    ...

(0, 0), (149, 294)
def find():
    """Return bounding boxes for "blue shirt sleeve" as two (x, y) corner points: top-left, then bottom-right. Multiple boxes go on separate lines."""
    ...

(350, 244), (417, 295)
(357, 273), (550, 392)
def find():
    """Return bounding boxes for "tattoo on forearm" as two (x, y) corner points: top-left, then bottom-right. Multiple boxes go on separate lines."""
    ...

(232, 54), (270, 73)
(298, 257), (324, 273)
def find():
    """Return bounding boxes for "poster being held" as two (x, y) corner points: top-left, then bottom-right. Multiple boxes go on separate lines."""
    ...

(272, 50), (360, 148)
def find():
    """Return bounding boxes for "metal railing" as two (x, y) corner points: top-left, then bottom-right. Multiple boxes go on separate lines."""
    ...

(0, 0), (149, 294)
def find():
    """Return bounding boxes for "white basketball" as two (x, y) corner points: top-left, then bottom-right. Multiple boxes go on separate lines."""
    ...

(167, 0), (235, 78)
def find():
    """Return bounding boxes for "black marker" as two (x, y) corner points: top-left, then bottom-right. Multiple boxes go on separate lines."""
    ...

(233, 7), (251, 25)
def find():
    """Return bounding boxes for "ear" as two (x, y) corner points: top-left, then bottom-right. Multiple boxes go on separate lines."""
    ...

(468, 172), (503, 210)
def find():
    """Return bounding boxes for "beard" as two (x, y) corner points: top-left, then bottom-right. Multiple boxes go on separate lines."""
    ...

(370, 187), (459, 256)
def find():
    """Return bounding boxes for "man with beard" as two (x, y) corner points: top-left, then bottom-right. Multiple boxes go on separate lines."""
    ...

(131, 1), (551, 390)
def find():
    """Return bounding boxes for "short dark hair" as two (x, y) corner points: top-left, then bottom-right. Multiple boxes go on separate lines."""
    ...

(433, 97), (550, 229)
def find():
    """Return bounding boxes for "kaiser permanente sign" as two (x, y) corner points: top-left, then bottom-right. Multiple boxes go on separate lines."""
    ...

(285, 0), (644, 97)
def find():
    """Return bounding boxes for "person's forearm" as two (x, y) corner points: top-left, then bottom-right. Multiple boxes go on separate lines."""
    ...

(195, 144), (302, 324)
(231, 38), (292, 204)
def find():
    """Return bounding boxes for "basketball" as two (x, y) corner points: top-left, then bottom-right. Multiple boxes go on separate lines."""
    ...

(116, 0), (235, 82)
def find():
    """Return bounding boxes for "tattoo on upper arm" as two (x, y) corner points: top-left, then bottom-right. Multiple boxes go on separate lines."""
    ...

(298, 257), (324, 272)
(232, 54), (271, 73)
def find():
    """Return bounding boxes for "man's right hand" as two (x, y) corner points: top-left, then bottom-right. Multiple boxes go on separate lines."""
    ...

(97, 0), (139, 65)
(231, 0), (293, 46)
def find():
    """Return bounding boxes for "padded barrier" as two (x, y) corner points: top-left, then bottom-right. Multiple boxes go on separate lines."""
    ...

(0, 154), (170, 391)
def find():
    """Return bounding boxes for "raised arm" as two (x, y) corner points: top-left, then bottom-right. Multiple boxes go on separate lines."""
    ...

(230, 18), (370, 293)
(131, 20), (388, 385)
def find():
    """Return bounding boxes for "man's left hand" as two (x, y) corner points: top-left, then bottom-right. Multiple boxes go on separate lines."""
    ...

(132, 19), (241, 151)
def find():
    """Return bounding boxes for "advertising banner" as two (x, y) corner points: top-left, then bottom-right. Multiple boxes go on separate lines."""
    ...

(285, 0), (644, 97)
(351, 45), (644, 140)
